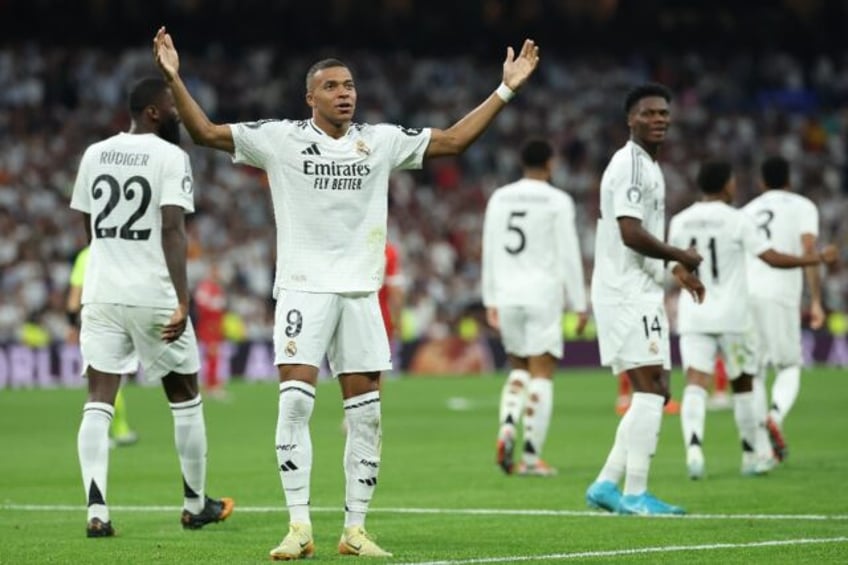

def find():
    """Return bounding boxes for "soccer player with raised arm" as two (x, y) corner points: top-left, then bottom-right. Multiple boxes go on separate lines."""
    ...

(669, 160), (837, 479)
(744, 156), (829, 462)
(154, 27), (539, 560)
(70, 78), (233, 538)
(584, 84), (704, 516)
(482, 139), (588, 478)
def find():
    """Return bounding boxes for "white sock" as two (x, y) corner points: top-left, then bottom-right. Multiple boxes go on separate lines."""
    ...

(623, 392), (664, 496)
(78, 402), (113, 522)
(732, 391), (757, 455)
(170, 396), (207, 514)
(522, 377), (553, 465)
(596, 406), (633, 485)
(499, 369), (530, 437)
(752, 369), (773, 460)
(770, 366), (800, 426)
(681, 384), (707, 450)
(277, 381), (315, 525)
(343, 391), (382, 528)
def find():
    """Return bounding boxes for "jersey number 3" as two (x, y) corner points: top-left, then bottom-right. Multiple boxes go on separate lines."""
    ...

(91, 174), (152, 241)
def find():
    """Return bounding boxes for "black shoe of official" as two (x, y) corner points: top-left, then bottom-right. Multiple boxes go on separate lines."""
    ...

(86, 517), (116, 538)
(180, 496), (235, 530)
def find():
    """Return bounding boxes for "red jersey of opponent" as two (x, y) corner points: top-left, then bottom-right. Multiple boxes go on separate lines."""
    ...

(378, 243), (402, 339)
(194, 277), (225, 342)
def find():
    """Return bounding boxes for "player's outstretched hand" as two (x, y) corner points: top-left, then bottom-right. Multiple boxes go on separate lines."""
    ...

(162, 303), (188, 343)
(819, 243), (839, 265)
(153, 26), (180, 81)
(674, 267), (706, 304)
(502, 39), (540, 91)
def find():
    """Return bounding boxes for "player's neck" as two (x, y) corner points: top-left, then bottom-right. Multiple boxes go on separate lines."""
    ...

(312, 116), (350, 139)
(128, 121), (155, 135)
(631, 137), (660, 160)
(523, 169), (549, 182)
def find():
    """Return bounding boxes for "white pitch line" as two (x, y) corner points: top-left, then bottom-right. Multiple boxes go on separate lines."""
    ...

(1, 504), (847, 522)
(396, 537), (848, 565)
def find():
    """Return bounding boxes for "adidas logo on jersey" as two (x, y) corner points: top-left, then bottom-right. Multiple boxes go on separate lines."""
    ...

(301, 143), (321, 155)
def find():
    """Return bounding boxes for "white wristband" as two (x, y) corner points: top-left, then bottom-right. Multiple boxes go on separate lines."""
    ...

(495, 82), (515, 102)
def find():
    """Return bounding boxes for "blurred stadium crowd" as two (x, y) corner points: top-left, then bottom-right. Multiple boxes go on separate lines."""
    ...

(2, 42), (848, 347)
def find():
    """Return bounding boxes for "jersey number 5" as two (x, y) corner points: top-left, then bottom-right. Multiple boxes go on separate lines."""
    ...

(91, 174), (152, 241)
(505, 211), (527, 255)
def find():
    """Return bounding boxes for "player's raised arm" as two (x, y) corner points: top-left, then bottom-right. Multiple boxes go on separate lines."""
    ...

(425, 39), (540, 158)
(153, 27), (234, 154)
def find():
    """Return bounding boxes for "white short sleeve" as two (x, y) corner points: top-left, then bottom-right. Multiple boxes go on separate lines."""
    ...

(70, 148), (93, 213)
(230, 120), (279, 169)
(612, 158), (645, 220)
(160, 149), (195, 213)
(798, 199), (819, 237)
(382, 125), (432, 171)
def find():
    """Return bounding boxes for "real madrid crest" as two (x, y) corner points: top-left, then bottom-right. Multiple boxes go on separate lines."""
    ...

(355, 139), (371, 156)
(285, 340), (298, 357)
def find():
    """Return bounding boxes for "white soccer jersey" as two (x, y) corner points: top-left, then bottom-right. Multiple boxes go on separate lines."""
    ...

(481, 179), (586, 311)
(231, 119), (431, 294)
(70, 132), (194, 308)
(669, 201), (771, 333)
(591, 141), (666, 305)
(743, 190), (818, 307)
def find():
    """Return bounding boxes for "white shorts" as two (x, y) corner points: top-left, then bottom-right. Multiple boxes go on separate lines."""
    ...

(594, 301), (671, 375)
(679, 332), (758, 379)
(273, 289), (391, 377)
(749, 297), (801, 368)
(80, 303), (200, 381)
(498, 305), (563, 359)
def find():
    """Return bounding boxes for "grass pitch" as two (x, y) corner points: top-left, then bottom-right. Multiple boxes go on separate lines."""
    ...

(1, 367), (846, 563)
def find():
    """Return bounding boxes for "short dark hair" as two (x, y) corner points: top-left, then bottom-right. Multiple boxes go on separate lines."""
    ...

(305, 58), (350, 91)
(128, 77), (169, 117)
(761, 156), (790, 189)
(696, 160), (733, 194)
(624, 83), (672, 114)
(520, 139), (553, 168)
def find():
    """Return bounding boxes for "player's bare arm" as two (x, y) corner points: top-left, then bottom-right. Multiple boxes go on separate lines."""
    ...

(425, 39), (540, 158)
(160, 205), (189, 342)
(153, 27), (234, 154)
(758, 243), (838, 269)
(618, 216), (702, 271)
(802, 232), (826, 329)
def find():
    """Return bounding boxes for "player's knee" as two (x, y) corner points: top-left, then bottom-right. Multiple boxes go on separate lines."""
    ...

(162, 372), (199, 403)
(279, 386), (315, 423)
(731, 373), (753, 393)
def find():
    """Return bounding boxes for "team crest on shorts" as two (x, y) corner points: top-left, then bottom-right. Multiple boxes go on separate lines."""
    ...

(285, 340), (297, 357)
(649, 341), (659, 354)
